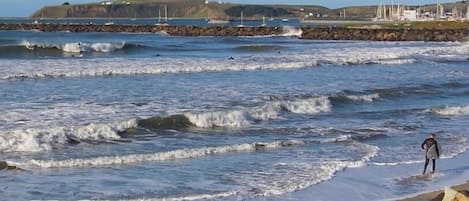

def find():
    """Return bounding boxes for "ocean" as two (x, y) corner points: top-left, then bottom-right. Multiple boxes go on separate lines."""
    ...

(0, 19), (468, 201)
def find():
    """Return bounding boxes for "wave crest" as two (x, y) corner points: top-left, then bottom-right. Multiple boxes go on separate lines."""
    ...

(345, 93), (380, 102)
(281, 26), (303, 37)
(22, 140), (305, 169)
(22, 41), (129, 53)
(0, 119), (136, 153)
(431, 105), (469, 116)
(184, 97), (331, 128)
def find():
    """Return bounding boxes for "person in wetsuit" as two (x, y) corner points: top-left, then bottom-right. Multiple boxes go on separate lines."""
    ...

(421, 133), (440, 175)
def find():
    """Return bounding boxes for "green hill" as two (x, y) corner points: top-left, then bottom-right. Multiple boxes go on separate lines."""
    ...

(31, 0), (334, 19)
(30, 0), (469, 20)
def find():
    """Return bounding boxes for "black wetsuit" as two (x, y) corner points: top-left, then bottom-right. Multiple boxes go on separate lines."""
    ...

(421, 138), (439, 174)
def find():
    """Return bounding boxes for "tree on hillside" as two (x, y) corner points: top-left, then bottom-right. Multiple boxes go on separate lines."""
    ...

(62, 2), (70, 6)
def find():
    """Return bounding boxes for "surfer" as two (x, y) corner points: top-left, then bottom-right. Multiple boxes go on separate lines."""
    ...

(421, 133), (440, 175)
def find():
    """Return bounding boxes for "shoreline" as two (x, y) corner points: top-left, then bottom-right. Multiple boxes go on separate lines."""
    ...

(1, 23), (469, 41)
(268, 151), (469, 201)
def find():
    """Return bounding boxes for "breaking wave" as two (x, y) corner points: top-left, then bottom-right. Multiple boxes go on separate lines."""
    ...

(19, 140), (306, 169)
(0, 96), (330, 153)
(0, 119), (136, 153)
(345, 93), (380, 102)
(0, 41), (149, 56)
(135, 96), (331, 129)
(21, 41), (143, 53)
(184, 97), (331, 128)
(330, 92), (381, 104)
(3, 41), (469, 80)
(430, 105), (469, 116)
(281, 26), (303, 37)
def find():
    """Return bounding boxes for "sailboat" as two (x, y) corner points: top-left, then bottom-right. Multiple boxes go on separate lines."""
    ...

(156, 4), (169, 26)
(104, 5), (114, 25)
(236, 10), (245, 27)
(207, 19), (230, 24)
(260, 16), (267, 27)
(104, 17), (115, 25)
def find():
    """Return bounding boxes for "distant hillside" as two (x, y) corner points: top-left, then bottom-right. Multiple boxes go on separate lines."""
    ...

(31, 0), (340, 19)
(30, 0), (469, 20)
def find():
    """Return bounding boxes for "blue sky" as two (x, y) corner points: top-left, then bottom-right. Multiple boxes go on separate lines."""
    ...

(0, 0), (458, 17)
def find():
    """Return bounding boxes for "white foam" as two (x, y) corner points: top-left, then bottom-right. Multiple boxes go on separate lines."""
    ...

(22, 41), (126, 53)
(117, 191), (238, 201)
(281, 26), (303, 37)
(235, 141), (380, 196)
(372, 137), (468, 166)
(431, 105), (469, 116)
(0, 119), (136, 153)
(371, 160), (423, 166)
(346, 93), (380, 102)
(185, 110), (252, 128)
(184, 97), (331, 128)
(281, 96), (331, 114)
(3, 42), (469, 80)
(320, 135), (352, 143)
(22, 140), (303, 168)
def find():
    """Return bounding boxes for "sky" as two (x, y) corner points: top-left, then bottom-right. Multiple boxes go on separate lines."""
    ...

(0, 0), (459, 17)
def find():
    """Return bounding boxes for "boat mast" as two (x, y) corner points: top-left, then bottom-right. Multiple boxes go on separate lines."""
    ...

(165, 4), (168, 22)
(240, 10), (244, 26)
(158, 8), (161, 22)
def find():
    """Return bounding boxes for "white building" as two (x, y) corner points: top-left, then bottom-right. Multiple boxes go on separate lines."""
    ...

(403, 10), (417, 21)
(100, 1), (113, 5)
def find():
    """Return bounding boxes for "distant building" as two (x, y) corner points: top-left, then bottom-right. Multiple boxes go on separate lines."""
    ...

(403, 10), (417, 21)
(100, 1), (113, 5)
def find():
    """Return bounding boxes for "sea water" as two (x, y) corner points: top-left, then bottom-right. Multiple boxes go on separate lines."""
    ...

(0, 25), (468, 201)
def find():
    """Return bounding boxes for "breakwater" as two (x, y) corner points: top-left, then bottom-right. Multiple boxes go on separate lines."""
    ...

(301, 27), (469, 41)
(0, 23), (283, 37)
(1, 23), (468, 41)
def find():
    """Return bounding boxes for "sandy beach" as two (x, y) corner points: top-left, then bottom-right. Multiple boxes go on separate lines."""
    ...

(398, 182), (469, 201)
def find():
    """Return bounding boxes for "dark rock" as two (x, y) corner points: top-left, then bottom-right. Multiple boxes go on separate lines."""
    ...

(0, 23), (467, 41)
(430, 192), (445, 201)
(0, 161), (22, 170)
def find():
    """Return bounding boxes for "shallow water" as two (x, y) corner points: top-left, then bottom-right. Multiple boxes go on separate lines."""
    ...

(0, 28), (468, 200)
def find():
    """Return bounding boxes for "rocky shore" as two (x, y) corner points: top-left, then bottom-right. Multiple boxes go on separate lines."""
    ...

(1, 23), (468, 41)
(302, 27), (469, 41)
(398, 183), (469, 201)
(0, 23), (283, 37)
